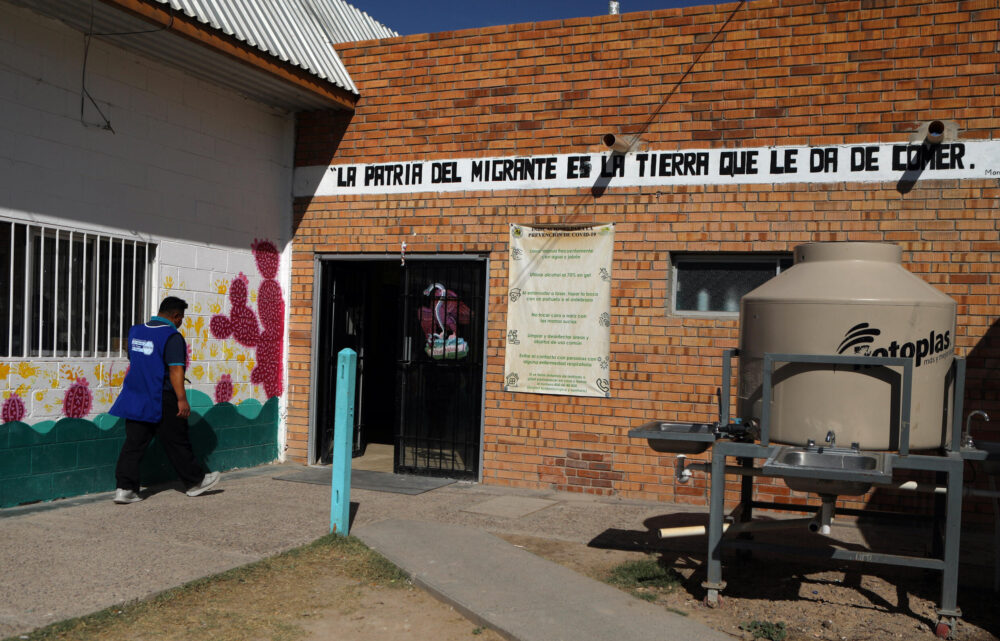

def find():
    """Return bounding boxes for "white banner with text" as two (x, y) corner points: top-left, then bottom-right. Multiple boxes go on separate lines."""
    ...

(294, 141), (1000, 196)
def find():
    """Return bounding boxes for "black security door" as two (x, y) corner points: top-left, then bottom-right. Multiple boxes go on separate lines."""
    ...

(315, 261), (369, 462)
(396, 261), (485, 478)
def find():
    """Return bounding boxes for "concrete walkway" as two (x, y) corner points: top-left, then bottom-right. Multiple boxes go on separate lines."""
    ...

(2, 463), (994, 640)
(0, 463), (727, 640)
(357, 519), (731, 641)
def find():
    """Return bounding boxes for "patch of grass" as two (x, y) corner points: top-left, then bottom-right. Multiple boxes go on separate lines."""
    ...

(604, 557), (681, 602)
(4, 534), (409, 641)
(741, 619), (788, 641)
(321, 533), (410, 586)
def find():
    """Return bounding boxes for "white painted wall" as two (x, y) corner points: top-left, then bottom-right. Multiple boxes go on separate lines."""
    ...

(0, 2), (293, 443)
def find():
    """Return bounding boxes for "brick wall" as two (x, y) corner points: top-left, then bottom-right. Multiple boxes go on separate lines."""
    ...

(291, 1), (1000, 515)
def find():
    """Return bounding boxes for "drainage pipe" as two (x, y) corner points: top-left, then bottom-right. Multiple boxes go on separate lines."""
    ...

(894, 481), (1000, 499)
(675, 458), (767, 484)
(808, 497), (836, 535)
(684, 462), (766, 477)
(657, 517), (815, 540)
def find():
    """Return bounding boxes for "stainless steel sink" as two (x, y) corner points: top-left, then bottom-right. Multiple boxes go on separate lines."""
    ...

(762, 446), (891, 496)
(628, 421), (717, 454)
(775, 449), (880, 471)
(974, 440), (1000, 475)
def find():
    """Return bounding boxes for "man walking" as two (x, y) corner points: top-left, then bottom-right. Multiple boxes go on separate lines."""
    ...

(110, 296), (219, 503)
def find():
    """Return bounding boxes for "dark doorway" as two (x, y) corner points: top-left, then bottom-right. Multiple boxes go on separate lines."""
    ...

(314, 258), (485, 480)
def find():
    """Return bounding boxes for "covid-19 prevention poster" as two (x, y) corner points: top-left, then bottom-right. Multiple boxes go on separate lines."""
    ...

(503, 223), (614, 397)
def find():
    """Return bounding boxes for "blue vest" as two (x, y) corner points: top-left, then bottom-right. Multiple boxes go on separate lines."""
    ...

(109, 321), (180, 422)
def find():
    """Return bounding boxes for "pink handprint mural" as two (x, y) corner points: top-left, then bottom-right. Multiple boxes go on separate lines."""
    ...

(210, 239), (284, 399)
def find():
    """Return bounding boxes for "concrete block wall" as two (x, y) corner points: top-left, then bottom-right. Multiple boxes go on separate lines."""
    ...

(0, 1), (292, 424)
(291, 1), (1000, 517)
(0, 2), (291, 504)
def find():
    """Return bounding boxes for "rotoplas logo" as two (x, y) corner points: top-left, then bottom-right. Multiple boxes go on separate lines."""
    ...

(837, 322), (950, 367)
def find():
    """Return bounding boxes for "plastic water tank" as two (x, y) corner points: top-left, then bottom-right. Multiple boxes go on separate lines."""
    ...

(738, 242), (957, 450)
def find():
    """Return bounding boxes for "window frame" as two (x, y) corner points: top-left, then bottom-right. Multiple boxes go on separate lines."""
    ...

(670, 252), (792, 318)
(1, 217), (157, 360)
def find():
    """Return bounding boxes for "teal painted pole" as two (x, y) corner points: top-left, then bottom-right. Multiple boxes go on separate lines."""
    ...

(330, 348), (357, 535)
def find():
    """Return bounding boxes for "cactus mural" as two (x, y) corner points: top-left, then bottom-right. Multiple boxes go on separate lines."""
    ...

(215, 374), (234, 404)
(1, 240), (287, 509)
(2, 393), (26, 423)
(62, 378), (93, 419)
(210, 239), (285, 399)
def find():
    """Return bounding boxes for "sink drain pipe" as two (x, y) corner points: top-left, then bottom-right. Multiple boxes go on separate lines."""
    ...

(894, 480), (1000, 499)
(674, 455), (767, 484)
(657, 517), (815, 540)
(808, 496), (836, 535)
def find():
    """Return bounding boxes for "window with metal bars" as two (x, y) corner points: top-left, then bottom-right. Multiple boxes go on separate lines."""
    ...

(671, 253), (793, 316)
(0, 219), (156, 358)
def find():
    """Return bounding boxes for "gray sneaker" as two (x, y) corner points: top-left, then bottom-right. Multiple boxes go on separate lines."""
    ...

(186, 471), (220, 497)
(114, 489), (143, 504)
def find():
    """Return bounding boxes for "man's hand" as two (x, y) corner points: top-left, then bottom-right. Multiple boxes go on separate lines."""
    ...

(169, 365), (190, 418)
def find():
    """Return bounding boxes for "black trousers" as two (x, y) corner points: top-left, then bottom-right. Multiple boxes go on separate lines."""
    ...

(114, 390), (205, 492)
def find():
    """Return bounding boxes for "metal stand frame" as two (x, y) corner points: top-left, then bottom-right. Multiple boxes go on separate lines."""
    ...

(700, 351), (971, 637)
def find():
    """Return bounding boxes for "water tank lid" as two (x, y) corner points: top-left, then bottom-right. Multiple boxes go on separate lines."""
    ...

(795, 242), (901, 264)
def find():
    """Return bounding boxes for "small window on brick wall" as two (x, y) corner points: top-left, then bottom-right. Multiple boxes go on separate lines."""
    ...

(671, 254), (793, 316)
(0, 218), (156, 358)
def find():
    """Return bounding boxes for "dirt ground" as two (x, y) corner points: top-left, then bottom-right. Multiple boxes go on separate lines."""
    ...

(293, 576), (503, 641)
(9, 535), (503, 641)
(11, 513), (998, 641)
(499, 529), (1000, 641)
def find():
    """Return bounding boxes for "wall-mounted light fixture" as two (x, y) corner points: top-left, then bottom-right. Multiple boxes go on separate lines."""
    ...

(602, 133), (639, 153)
(910, 119), (957, 146)
(925, 120), (945, 145)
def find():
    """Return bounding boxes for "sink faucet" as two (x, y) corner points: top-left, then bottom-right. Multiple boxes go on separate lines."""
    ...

(825, 430), (836, 450)
(963, 411), (990, 448)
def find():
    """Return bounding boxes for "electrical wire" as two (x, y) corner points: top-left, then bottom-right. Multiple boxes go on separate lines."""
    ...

(79, 0), (177, 132)
(634, 0), (747, 142)
(511, 1), (748, 290)
(80, 32), (114, 132)
(560, 0), (747, 222)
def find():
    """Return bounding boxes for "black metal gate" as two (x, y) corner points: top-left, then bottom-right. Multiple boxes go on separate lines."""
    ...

(315, 258), (484, 479)
(315, 261), (370, 462)
(396, 261), (485, 478)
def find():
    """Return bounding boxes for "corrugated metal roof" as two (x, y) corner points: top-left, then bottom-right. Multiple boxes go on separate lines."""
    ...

(310, 0), (400, 44)
(7, 0), (398, 108)
(155, 0), (398, 92)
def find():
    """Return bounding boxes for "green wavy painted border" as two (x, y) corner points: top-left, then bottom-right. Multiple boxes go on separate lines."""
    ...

(0, 390), (278, 508)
